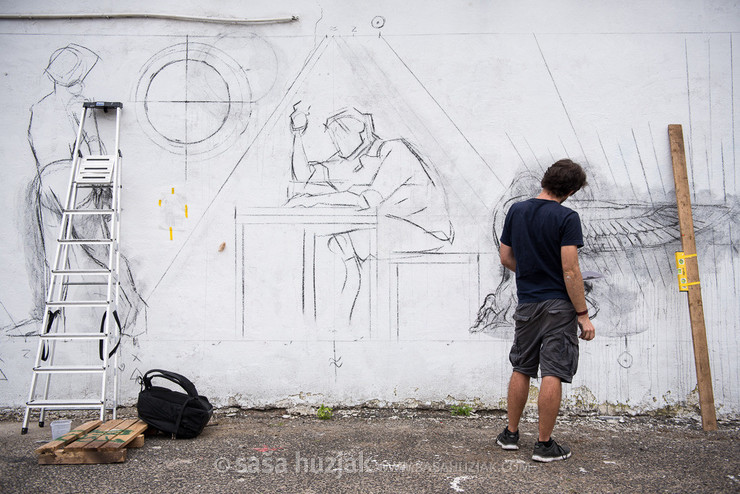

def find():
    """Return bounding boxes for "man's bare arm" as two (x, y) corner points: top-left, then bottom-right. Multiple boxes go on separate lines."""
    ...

(500, 243), (516, 272)
(561, 245), (595, 340)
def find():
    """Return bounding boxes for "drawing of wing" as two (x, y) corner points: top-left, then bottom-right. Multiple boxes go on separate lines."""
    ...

(574, 201), (736, 254)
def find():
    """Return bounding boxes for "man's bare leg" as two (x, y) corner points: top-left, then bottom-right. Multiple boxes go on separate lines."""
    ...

(537, 375), (562, 442)
(506, 370), (530, 432)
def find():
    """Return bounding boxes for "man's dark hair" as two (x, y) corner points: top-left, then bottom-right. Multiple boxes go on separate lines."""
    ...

(541, 159), (587, 198)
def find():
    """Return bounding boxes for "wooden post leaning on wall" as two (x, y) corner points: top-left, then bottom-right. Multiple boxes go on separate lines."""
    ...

(668, 124), (718, 431)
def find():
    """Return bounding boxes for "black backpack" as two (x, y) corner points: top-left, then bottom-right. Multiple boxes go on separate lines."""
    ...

(137, 369), (213, 439)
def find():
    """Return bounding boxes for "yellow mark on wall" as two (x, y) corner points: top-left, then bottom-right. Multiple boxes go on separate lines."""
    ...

(160, 187), (187, 240)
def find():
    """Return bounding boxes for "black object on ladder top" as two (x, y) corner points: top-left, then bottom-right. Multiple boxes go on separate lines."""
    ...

(83, 101), (123, 110)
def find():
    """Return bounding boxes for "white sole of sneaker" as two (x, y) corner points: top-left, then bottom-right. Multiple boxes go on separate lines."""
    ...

(531, 451), (572, 462)
(496, 440), (519, 450)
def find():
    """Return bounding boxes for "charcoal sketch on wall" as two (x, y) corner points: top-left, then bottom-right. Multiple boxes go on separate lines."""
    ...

(134, 42), (252, 171)
(232, 35), (491, 340)
(471, 165), (739, 339)
(132, 35), (278, 185)
(285, 104), (454, 322)
(0, 1), (738, 417)
(15, 43), (147, 338)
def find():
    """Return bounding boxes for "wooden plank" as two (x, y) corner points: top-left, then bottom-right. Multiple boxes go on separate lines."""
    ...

(82, 418), (139, 450)
(99, 419), (149, 450)
(35, 420), (102, 454)
(668, 124), (718, 431)
(129, 434), (145, 448)
(38, 448), (126, 465)
(64, 419), (126, 450)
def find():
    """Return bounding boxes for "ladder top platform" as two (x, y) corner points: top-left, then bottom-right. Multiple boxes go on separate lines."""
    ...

(83, 101), (123, 109)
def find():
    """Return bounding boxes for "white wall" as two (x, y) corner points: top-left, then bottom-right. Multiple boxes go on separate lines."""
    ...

(1, 0), (738, 417)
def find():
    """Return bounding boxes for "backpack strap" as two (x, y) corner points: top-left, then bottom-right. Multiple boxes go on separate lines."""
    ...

(99, 310), (122, 360)
(41, 310), (61, 362)
(142, 369), (199, 397)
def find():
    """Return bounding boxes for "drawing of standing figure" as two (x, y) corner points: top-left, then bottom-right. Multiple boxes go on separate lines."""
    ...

(22, 44), (146, 332)
(286, 103), (454, 321)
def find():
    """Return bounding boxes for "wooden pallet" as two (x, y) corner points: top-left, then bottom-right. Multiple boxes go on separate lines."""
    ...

(35, 418), (149, 465)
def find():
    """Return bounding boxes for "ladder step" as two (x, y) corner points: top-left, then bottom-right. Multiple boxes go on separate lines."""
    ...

(51, 269), (111, 276)
(62, 282), (110, 286)
(63, 209), (115, 215)
(26, 399), (104, 408)
(75, 182), (113, 188)
(40, 333), (107, 340)
(47, 301), (109, 308)
(33, 365), (106, 373)
(58, 239), (114, 245)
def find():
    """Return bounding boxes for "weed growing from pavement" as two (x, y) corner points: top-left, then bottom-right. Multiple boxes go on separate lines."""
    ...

(450, 404), (473, 416)
(317, 404), (333, 420)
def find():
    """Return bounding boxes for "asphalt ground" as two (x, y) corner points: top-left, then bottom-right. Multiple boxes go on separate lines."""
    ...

(0, 407), (738, 493)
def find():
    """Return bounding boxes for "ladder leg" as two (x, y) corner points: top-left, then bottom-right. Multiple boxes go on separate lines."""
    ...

(100, 309), (109, 422)
(21, 408), (31, 434)
(22, 309), (53, 433)
(112, 332), (119, 419)
(21, 372), (38, 434)
(99, 367), (107, 422)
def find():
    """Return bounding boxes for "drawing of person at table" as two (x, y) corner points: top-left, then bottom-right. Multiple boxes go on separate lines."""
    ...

(286, 103), (454, 321)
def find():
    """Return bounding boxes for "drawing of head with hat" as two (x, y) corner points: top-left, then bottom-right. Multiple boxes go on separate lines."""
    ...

(45, 43), (100, 89)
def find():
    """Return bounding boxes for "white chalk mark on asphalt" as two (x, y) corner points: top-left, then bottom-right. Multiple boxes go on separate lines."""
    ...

(450, 475), (471, 492)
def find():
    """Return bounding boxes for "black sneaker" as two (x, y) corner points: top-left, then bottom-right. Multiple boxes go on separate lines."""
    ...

(496, 427), (520, 450)
(532, 438), (571, 462)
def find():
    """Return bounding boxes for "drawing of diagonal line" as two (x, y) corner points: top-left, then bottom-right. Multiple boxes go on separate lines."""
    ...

(380, 35), (505, 188)
(533, 34), (588, 164)
(145, 37), (331, 300)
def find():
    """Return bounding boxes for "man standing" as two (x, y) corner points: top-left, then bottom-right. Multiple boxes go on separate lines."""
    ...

(495, 159), (596, 462)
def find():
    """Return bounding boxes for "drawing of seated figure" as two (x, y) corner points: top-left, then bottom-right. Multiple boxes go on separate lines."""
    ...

(286, 104), (454, 322)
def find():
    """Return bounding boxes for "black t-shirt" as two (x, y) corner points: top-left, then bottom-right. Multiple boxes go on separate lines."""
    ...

(500, 198), (583, 303)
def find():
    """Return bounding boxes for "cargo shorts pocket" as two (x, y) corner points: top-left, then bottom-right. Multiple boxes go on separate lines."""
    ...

(512, 309), (532, 328)
(510, 307), (539, 374)
(562, 329), (580, 379)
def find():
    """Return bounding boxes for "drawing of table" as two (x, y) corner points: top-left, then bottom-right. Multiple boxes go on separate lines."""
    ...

(235, 207), (378, 336)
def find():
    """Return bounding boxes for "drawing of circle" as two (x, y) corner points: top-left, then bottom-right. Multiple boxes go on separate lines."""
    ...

(145, 60), (230, 144)
(371, 16), (385, 29)
(618, 351), (633, 368)
(135, 42), (251, 160)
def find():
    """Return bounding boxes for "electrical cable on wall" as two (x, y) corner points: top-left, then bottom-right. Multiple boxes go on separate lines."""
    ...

(0, 13), (298, 25)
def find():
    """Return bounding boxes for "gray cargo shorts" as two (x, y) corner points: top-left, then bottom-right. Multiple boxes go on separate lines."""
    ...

(508, 299), (579, 383)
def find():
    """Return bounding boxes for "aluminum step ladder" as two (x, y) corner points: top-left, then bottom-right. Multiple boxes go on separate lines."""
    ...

(22, 101), (124, 434)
